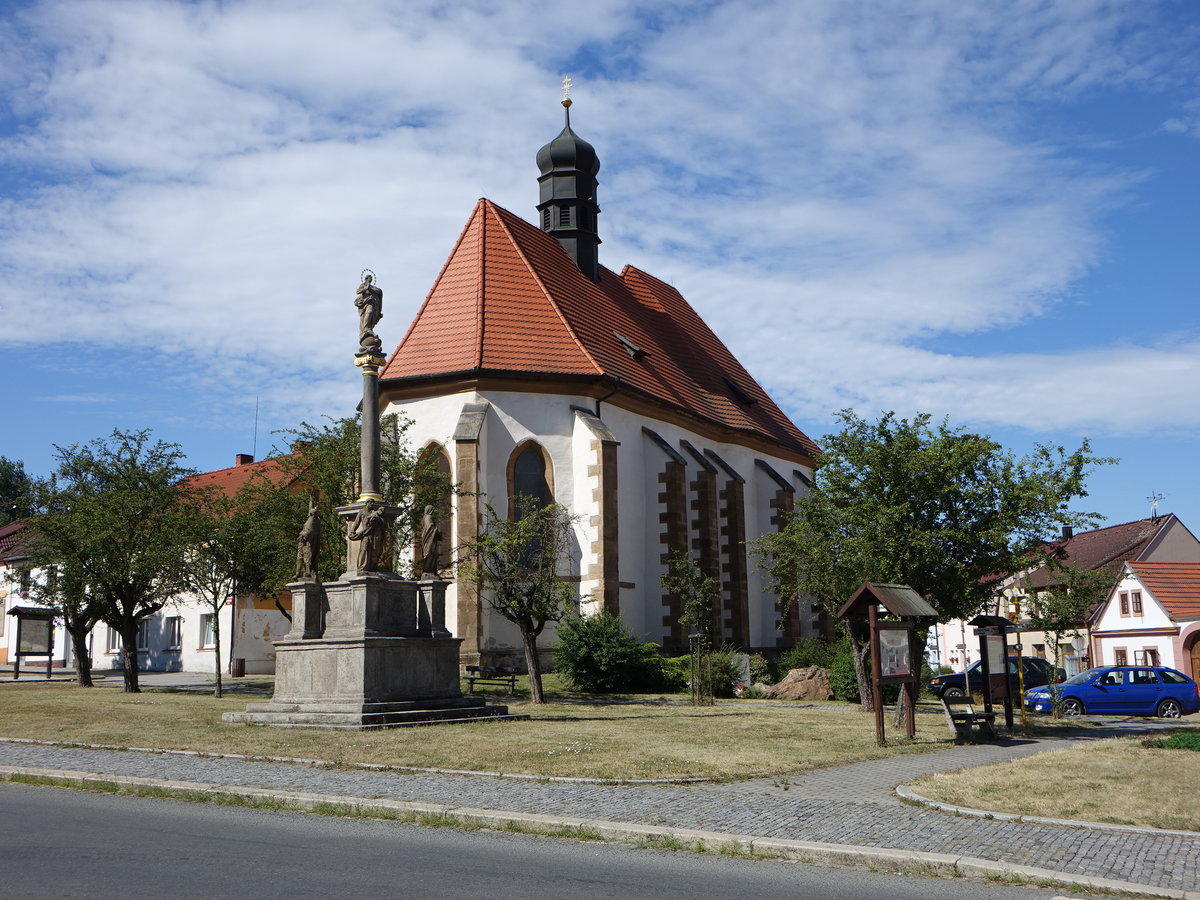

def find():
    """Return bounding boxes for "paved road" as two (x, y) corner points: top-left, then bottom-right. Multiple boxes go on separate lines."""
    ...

(1, 782), (1076, 900)
(2, 721), (1197, 897)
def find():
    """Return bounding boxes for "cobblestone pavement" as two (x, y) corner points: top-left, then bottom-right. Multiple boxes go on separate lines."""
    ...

(2, 723), (1197, 895)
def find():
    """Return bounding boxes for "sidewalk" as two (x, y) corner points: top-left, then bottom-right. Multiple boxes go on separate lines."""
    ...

(2, 715), (1197, 898)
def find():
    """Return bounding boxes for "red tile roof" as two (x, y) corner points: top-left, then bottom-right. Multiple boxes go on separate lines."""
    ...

(381, 199), (818, 458)
(1127, 561), (1200, 618)
(180, 455), (297, 498)
(0, 519), (28, 562)
(1026, 516), (1174, 589)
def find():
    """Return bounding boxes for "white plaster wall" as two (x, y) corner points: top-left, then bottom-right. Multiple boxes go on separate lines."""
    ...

(1095, 572), (1175, 632)
(387, 386), (816, 655)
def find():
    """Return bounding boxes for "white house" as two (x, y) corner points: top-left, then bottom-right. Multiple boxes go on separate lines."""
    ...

(1091, 561), (1200, 681)
(378, 104), (821, 668)
(1, 455), (291, 678)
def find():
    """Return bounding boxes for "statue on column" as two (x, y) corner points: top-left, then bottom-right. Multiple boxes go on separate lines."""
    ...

(420, 504), (443, 576)
(355, 271), (383, 353)
(348, 497), (388, 573)
(294, 499), (321, 581)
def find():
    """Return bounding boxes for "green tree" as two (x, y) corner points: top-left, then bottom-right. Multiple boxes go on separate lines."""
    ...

(21, 557), (107, 687)
(1, 456), (33, 526)
(26, 429), (199, 692)
(660, 549), (720, 704)
(178, 481), (287, 698)
(753, 409), (1112, 710)
(462, 498), (577, 703)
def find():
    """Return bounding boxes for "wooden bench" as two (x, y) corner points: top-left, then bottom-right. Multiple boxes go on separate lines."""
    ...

(464, 665), (519, 694)
(940, 695), (997, 742)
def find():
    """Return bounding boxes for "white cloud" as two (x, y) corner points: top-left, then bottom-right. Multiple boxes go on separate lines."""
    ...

(0, 0), (1196, 450)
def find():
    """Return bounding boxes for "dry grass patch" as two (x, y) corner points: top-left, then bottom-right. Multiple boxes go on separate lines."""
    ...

(911, 734), (1200, 832)
(1, 681), (962, 780)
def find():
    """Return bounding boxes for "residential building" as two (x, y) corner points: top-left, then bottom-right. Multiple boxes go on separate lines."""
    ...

(930, 515), (1200, 676)
(1091, 561), (1200, 681)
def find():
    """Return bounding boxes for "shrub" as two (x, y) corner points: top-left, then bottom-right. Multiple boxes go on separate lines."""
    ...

(748, 653), (771, 685)
(776, 635), (841, 677)
(828, 649), (861, 702)
(554, 612), (664, 693)
(706, 645), (745, 698)
(660, 655), (691, 693)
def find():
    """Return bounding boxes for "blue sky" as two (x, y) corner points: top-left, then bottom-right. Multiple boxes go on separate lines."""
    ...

(2, 0), (1198, 533)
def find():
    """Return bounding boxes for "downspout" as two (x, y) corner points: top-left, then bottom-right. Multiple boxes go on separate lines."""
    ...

(594, 376), (621, 417)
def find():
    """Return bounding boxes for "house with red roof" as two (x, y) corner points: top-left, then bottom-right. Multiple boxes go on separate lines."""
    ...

(1, 455), (300, 677)
(931, 515), (1200, 677)
(1091, 561), (1200, 681)
(379, 102), (819, 667)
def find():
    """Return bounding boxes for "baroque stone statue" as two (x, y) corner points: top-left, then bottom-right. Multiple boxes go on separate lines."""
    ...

(294, 499), (321, 582)
(347, 498), (388, 573)
(420, 504), (442, 576)
(355, 272), (383, 353)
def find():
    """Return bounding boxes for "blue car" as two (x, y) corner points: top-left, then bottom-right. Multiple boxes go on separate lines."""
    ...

(1023, 666), (1200, 718)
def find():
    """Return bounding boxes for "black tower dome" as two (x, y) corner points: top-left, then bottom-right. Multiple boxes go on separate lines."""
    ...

(536, 99), (601, 281)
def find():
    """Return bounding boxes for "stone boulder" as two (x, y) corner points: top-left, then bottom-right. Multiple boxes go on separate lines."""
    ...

(764, 666), (834, 701)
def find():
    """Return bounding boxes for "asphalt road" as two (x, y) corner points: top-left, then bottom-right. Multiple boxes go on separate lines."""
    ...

(0, 783), (1084, 899)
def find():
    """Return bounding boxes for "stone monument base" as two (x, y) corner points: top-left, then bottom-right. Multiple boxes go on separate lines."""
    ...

(223, 575), (524, 730)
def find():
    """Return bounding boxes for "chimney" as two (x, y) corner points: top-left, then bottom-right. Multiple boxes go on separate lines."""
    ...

(1061, 525), (1073, 541)
(235, 454), (254, 466)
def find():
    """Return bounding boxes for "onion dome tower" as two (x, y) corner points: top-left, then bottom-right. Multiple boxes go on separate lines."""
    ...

(536, 86), (601, 281)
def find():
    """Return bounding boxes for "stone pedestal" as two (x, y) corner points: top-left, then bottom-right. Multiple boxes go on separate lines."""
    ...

(224, 575), (524, 730)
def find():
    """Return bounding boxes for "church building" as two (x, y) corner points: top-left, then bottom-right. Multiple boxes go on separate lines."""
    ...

(379, 101), (820, 667)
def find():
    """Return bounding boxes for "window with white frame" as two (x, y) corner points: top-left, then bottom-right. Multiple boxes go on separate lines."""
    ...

(136, 618), (151, 651)
(165, 616), (182, 650)
(200, 613), (216, 648)
(106, 626), (121, 654)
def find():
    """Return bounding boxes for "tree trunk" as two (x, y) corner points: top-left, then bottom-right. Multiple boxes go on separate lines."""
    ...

(892, 684), (910, 730)
(521, 630), (545, 704)
(120, 618), (141, 693)
(67, 622), (94, 687)
(213, 611), (223, 699)
(848, 634), (873, 711)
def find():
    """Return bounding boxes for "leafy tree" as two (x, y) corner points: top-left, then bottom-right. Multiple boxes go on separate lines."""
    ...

(1, 456), (33, 526)
(22, 557), (106, 687)
(26, 429), (199, 692)
(462, 498), (577, 703)
(178, 482), (287, 698)
(660, 549), (720, 704)
(1020, 556), (1112, 716)
(753, 409), (1112, 710)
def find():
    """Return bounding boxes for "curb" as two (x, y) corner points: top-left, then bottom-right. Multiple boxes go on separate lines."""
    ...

(3, 764), (1197, 900)
(896, 784), (1200, 841)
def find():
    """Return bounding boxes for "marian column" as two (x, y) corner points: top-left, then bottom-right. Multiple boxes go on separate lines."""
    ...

(340, 271), (400, 578)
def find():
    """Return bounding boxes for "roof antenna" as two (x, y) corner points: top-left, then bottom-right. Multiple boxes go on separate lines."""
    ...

(1147, 490), (1165, 521)
(252, 395), (260, 460)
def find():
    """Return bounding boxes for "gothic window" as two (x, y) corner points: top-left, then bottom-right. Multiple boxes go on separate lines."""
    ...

(508, 442), (553, 518)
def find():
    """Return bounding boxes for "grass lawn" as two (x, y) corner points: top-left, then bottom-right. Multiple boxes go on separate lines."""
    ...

(0, 675), (973, 781)
(910, 733), (1200, 832)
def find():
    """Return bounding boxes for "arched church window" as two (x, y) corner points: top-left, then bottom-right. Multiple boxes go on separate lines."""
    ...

(508, 442), (553, 519)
